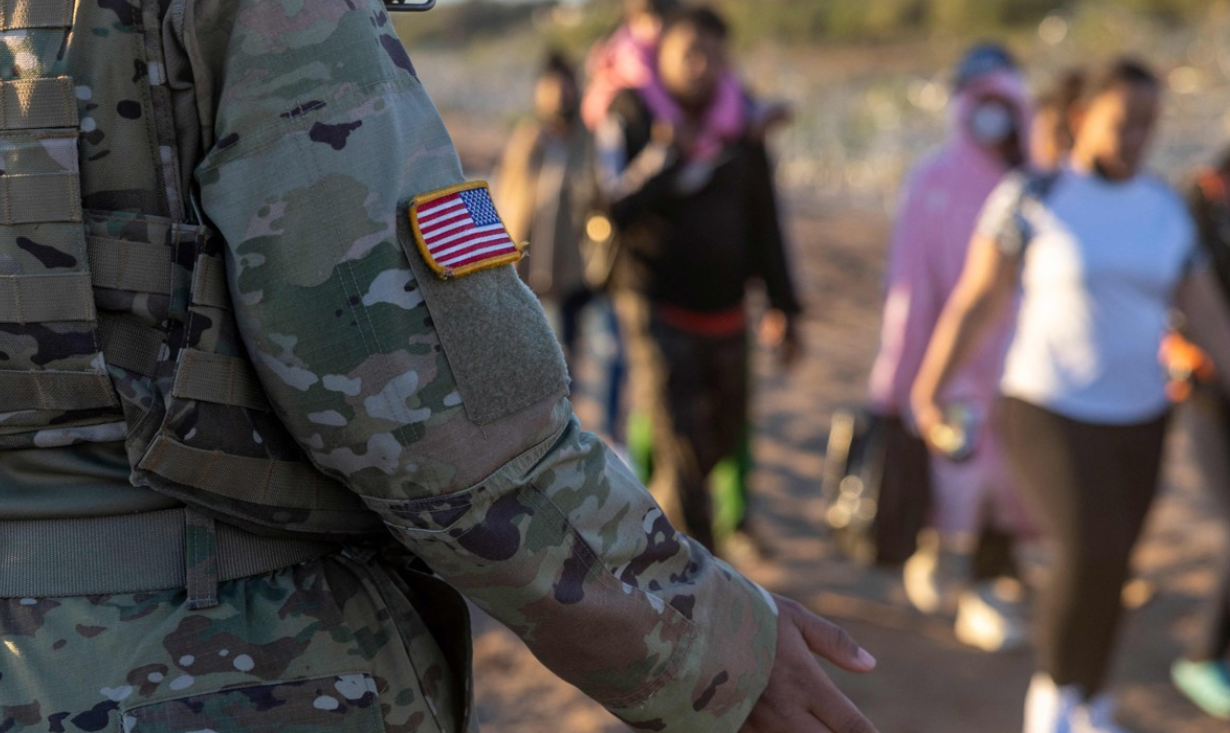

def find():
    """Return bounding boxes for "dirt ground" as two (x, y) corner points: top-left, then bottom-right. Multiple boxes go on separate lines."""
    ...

(463, 195), (1230, 733)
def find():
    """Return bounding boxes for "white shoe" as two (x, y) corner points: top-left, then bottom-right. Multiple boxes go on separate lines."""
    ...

(955, 578), (1030, 653)
(1070, 694), (1128, 733)
(902, 534), (968, 615)
(1023, 674), (1081, 733)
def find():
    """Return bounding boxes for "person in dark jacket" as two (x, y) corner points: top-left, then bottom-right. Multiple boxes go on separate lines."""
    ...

(597, 6), (802, 552)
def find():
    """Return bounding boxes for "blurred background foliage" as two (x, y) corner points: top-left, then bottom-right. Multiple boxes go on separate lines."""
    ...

(394, 0), (1230, 213)
(393, 0), (1224, 50)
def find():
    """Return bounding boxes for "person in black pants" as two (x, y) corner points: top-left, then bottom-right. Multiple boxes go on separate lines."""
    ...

(912, 59), (1230, 733)
(597, 8), (802, 552)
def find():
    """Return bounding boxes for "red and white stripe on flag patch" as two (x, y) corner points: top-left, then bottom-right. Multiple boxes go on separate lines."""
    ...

(408, 181), (524, 279)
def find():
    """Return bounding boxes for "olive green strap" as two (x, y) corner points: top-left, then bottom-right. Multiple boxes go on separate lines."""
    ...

(0, 369), (116, 411)
(0, 172), (82, 224)
(184, 508), (220, 610)
(88, 235), (173, 294)
(98, 315), (164, 377)
(0, 272), (94, 324)
(139, 435), (358, 510)
(172, 349), (269, 411)
(191, 253), (230, 309)
(0, 508), (336, 599)
(0, 0), (73, 30)
(0, 77), (78, 130)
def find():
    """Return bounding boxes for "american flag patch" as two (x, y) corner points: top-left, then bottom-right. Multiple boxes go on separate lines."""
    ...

(408, 181), (524, 279)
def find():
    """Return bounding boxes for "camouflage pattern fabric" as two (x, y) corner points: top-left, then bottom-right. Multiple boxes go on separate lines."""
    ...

(2, 0), (779, 729)
(0, 554), (468, 733)
(176, 0), (778, 728)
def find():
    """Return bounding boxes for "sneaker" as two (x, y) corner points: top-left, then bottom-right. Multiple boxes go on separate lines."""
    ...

(903, 533), (969, 615)
(1023, 674), (1081, 733)
(955, 578), (1030, 653)
(1171, 658), (1230, 720)
(1070, 694), (1127, 733)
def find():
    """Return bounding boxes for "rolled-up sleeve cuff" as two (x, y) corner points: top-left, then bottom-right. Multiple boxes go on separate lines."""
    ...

(609, 571), (779, 733)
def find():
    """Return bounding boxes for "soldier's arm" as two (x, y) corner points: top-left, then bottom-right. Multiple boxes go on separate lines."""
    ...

(172, 0), (777, 729)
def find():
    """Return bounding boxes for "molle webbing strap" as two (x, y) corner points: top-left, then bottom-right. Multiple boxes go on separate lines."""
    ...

(191, 254), (230, 309)
(0, 272), (94, 323)
(0, 0), (73, 30)
(0, 369), (116, 410)
(0, 78), (78, 130)
(98, 315), (163, 377)
(0, 173), (82, 224)
(140, 435), (358, 510)
(184, 507), (220, 610)
(0, 508), (336, 598)
(172, 349), (269, 411)
(87, 235), (173, 294)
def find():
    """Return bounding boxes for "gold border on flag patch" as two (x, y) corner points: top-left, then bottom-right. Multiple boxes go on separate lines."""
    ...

(408, 180), (526, 280)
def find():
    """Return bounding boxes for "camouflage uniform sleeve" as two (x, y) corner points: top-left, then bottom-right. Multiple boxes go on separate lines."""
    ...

(173, 0), (777, 729)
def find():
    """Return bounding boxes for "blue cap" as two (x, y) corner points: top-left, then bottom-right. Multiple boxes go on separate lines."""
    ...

(954, 44), (1017, 91)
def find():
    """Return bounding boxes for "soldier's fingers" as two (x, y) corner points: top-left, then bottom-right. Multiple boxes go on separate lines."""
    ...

(786, 602), (876, 673)
(740, 705), (832, 733)
(804, 658), (880, 733)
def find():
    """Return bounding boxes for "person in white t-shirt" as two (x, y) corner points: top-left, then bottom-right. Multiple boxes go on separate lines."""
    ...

(911, 58), (1230, 733)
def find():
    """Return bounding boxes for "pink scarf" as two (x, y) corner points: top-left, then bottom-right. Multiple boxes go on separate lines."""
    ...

(638, 72), (746, 162)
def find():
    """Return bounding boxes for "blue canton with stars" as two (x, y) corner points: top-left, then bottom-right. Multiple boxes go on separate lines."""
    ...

(459, 188), (503, 228)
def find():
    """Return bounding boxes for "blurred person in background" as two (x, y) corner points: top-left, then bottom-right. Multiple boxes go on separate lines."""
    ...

(584, 0), (790, 137)
(597, 6), (802, 553)
(583, 0), (681, 132)
(868, 43), (1035, 652)
(586, 0), (792, 554)
(1165, 151), (1230, 722)
(496, 52), (596, 374)
(498, 51), (632, 446)
(1031, 70), (1083, 172)
(912, 58), (1230, 733)
(1038, 64), (1165, 621)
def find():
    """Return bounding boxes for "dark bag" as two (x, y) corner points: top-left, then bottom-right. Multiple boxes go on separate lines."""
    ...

(821, 408), (932, 567)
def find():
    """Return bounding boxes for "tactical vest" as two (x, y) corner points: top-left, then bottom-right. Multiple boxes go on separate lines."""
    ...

(0, 0), (382, 538)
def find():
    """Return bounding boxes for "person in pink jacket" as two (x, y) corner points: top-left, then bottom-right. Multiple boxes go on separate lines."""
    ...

(868, 44), (1035, 651)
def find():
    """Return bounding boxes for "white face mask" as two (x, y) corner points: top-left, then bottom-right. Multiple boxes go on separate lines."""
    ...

(969, 100), (1016, 145)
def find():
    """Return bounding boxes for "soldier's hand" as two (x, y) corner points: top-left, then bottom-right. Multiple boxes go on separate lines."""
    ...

(739, 595), (879, 733)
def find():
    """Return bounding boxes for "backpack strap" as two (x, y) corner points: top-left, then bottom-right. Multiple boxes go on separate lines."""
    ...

(999, 170), (1062, 256)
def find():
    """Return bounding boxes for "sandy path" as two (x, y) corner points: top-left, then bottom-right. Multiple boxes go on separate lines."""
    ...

(466, 199), (1230, 733)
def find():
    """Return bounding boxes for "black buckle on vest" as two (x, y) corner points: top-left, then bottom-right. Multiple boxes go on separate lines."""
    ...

(385, 0), (436, 11)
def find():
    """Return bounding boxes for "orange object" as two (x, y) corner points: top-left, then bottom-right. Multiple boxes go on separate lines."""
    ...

(1161, 332), (1215, 403)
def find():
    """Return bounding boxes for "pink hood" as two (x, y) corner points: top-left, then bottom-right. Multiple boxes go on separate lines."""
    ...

(869, 69), (1033, 416)
(582, 26), (656, 131)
